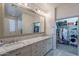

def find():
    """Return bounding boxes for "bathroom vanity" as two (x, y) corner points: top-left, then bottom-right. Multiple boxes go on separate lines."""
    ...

(0, 35), (52, 56)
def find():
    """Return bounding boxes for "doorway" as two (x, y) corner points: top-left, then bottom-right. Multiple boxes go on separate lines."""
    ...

(56, 17), (78, 55)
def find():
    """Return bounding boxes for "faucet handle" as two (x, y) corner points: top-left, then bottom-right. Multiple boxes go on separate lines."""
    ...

(0, 40), (3, 43)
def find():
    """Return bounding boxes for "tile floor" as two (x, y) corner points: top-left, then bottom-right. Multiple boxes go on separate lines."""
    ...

(46, 44), (78, 56)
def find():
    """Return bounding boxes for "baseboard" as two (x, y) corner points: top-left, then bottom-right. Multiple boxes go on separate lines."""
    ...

(44, 48), (53, 56)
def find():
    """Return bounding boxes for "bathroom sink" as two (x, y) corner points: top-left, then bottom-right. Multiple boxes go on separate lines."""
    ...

(0, 43), (4, 47)
(0, 44), (4, 47)
(2, 41), (24, 50)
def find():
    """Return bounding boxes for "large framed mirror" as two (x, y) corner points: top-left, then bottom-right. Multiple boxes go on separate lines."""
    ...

(0, 3), (45, 38)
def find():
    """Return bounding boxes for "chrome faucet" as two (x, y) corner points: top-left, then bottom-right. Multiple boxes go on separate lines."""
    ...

(0, 40), (4, 47)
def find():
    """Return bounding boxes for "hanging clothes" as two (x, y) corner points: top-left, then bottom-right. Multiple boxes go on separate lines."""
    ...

(59, 28), (63, 40)
(62, 28), (68, 41)
(59, 28), (68, 41)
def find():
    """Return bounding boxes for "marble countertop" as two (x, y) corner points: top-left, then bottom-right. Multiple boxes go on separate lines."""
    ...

(0, 36), (50, 55)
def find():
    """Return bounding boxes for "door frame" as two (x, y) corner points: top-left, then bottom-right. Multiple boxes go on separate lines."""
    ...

(56, 16), (78, 55)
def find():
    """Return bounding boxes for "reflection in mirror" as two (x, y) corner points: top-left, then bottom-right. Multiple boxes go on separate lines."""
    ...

(0, 3), (45, 38)
(9, 19), (16, 32)
(34, 22), (40, 32)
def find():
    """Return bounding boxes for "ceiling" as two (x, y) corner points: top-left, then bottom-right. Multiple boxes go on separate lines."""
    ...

(28, 3), (63, 12)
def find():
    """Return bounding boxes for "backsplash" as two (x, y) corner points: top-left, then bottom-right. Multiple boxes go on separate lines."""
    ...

(0, 33), (46, 44)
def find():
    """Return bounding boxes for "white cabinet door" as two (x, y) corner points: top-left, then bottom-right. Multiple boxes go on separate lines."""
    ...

(2, 45), (32, 56)
(41, 39), (48, 55)
(32, 39), (52, 56)
(46, 39), (52, 52)
(31, 42), (42, 56)
(18, 45), (32, 56)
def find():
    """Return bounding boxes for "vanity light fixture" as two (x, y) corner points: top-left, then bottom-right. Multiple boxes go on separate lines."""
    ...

(34, 8), (47, 17)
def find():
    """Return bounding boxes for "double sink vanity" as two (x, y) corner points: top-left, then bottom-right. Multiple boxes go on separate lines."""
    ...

(0, 34), (52, 56)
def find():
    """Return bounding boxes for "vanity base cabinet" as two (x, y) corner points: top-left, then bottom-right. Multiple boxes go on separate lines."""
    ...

(31, 39), (52, 56)
(2, 38), (52, 56)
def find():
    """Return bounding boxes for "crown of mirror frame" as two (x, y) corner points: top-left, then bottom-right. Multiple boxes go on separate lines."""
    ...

(13, 3), (47, 17)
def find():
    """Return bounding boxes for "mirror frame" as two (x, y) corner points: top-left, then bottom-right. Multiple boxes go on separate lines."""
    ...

(0, 3), (46, 39)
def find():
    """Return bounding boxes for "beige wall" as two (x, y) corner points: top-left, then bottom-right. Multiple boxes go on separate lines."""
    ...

(45, 8), (56, 49)
(0, 4), (4, 37)
(57, 3), (79, 19)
